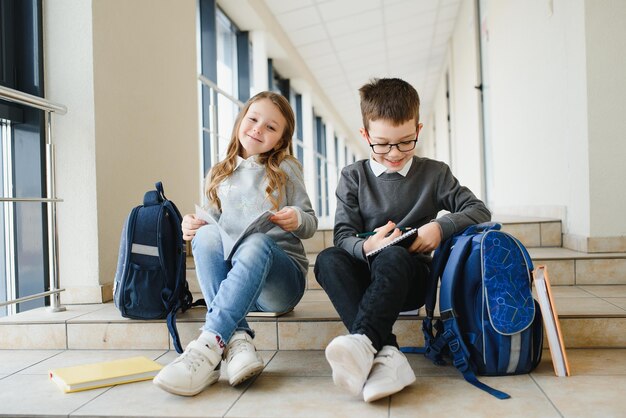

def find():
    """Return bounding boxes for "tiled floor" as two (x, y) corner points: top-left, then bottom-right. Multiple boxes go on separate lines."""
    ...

(0, 348), (625, 417)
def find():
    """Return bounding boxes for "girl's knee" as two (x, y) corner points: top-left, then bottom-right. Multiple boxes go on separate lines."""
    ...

(192, 225), (222, 255)
(234, 233), (274, 257)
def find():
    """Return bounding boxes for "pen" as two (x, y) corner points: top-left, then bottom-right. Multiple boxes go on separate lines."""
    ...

(356, 227), (413, 238)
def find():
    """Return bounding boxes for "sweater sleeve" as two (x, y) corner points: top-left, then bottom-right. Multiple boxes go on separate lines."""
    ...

(334, 166), (368, 262)
(434, 163), (491, 240)
(282, 159), (318, 240)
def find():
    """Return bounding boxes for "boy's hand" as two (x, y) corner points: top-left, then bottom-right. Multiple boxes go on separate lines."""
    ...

(408, 222), (442, 253)
(181, 214), (207, 241)
(270, 207), (299, 232)
(362, 221), (403, 254)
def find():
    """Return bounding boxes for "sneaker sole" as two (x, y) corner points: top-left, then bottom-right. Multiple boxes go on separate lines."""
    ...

(153, 370), (220, 396)
(325, 344), (369, 396)
(228, 360), (264, 386)
(362, 365), (416, 402)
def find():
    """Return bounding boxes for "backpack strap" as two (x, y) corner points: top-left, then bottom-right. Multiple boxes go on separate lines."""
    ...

(439, 233), (511, 400)
(410, 236), (455, 363)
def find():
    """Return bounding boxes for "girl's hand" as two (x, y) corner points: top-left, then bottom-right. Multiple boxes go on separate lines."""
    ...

(408, 222), (442, 253)
(270, 207), (299, 232)
(362, 221), (402, 255)
(181, 214), (207, 241)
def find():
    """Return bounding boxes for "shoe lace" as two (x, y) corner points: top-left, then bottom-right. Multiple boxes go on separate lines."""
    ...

(225, 338), (253, 362)
(179, 347), (210, 373)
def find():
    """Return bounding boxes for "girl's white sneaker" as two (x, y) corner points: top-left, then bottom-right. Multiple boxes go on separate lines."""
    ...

(224, 331), (264, 386)
(153, 340), (222, 396)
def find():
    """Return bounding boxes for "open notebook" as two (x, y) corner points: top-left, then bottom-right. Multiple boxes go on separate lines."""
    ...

(195, 205), (275, 260)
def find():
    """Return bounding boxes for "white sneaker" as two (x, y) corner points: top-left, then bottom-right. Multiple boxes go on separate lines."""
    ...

(325, 334), (377, 396)
(224, 331), (264, 386)
(362, 345), (416, 402)
(153, 340), (222, 396)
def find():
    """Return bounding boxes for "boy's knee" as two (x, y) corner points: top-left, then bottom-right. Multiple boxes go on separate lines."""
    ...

(314, 247), (349, 281)
(371, 247), (413, 280)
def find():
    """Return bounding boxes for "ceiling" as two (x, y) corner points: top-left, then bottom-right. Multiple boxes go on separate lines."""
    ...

(263, 0), (462, 139)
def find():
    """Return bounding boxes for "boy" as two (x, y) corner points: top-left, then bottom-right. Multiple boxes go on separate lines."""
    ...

(314, 78), (490, 402)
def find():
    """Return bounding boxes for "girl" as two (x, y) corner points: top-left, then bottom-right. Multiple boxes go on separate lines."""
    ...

(154, 92), (317, 396)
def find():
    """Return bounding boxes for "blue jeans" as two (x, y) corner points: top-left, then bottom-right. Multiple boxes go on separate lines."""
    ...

(192, 225), (305, 342)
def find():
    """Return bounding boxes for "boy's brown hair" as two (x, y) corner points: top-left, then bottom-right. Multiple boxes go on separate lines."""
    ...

(358, 78), (421, 130)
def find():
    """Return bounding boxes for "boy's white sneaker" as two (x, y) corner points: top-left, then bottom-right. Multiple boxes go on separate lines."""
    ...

(224, 331), (264, 386)
(153, 340), (222, 396)
(362, 345), (416, 402)
(325, 334), (377, 396)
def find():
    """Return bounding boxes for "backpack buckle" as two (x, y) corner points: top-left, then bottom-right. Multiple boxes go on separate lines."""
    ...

(453, 356), (469, 372)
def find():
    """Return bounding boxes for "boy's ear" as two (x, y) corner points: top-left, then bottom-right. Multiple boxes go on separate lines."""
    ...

(417, 122), (423, 135)
(359, 127), (369, 142)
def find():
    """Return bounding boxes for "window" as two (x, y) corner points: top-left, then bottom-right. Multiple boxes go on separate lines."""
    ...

(293, 92), (304, 165)
(198, 1), (250, 174)
(0, 0), (48, 317)
(215, 8), (240, 160)
(313, 115), (329, 218)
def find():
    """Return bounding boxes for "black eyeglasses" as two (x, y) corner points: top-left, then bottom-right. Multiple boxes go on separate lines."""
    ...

(367, 134), (419, 155)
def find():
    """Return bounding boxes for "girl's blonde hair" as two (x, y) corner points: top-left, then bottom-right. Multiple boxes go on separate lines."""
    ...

(206, 91), (297, 212)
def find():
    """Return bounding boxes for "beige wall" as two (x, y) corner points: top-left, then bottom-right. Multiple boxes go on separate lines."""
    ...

(45, 0), (200, 302)
(585, 0), (626, 237)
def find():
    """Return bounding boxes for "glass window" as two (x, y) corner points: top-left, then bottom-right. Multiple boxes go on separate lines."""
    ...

(313, 115), (329, 217)
(0, 0), (48, 317)
(293, 92), (304, 164)
(215, 8), (240, 160)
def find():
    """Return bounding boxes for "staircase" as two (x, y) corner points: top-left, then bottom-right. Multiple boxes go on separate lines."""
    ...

(1, 216), (625, 350)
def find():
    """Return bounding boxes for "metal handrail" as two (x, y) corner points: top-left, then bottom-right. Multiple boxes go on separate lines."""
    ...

(0, 85), (67, 115)
(0, 288), (65, 308)
(1, 85), (66, 313)
(198, 74), (245, 109)
(0, 198), (62, 202)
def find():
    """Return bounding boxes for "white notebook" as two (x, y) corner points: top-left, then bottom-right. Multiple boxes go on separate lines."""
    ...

(534, 265), (571, 377)
(365, 228), (419, 258)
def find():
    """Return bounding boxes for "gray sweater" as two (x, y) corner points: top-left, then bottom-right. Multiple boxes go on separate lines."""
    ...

(335, 156), (491, 261)
(207, 156), (318, 275)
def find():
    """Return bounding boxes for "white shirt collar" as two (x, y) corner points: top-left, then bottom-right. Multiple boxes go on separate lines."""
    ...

(235, 155), (262, 170)
(369, 156), (413, 177)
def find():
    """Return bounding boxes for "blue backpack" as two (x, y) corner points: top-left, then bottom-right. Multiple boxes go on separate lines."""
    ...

(114, 182), (202, 353)
(404, 222), (543, 399)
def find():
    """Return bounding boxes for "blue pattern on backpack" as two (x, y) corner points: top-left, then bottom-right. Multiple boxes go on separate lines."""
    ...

(482, 232), (535, 335)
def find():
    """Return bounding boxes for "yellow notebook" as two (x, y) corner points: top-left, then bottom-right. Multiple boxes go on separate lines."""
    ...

(49, 356), (163, 393)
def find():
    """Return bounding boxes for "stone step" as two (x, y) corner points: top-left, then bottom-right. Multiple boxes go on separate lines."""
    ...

(301, 216), (564, 253)
(529, 247), (626, 285)
(1, 287), (625, 350)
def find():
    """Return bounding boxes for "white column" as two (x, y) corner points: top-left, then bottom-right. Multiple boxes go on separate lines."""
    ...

(250, 30), (269, 94)
(300, 90), (316, 203)
(325, 123), (338, 224)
